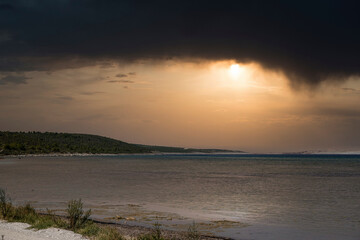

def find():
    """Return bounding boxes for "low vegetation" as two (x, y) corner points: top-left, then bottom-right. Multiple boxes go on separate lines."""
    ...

(0, 131), (238, 155)
(138, 222), (165, 240)
(187, 222), (200, 240)
(67, 199), (91, 230)
(0, 188), (12, 218)
(0, 131), (150, 155)
(0, 188), (202, 240)
(0, 189), (120, 239)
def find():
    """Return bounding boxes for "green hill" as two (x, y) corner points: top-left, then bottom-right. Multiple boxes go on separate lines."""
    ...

(0, 131), (240, 155)
(0, 131), (150, 155)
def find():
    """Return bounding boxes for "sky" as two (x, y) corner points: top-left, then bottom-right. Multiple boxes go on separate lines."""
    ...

(1, 0), (360, 152)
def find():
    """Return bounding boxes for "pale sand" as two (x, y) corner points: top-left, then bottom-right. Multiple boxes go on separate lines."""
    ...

(0, 220), (87, 240)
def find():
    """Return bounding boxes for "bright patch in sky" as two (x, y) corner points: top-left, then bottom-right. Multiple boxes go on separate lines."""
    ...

(229, 64), (242, 79)
(1, 59), (359, 152)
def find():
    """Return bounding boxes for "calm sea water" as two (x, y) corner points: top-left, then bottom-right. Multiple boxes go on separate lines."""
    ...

(0, 154), (359, 240)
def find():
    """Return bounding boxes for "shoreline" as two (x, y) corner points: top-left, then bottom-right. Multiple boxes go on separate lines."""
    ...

(36, 212), (234, 240)
(0, 220), (86, 240)
(2, 151), (360, 159)
(0, 152), (247, 159)
(76, 216), (233, 240)
(0, 213), (233, 240)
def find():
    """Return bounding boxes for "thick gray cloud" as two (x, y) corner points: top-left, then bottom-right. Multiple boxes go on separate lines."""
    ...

(0, 0), (359, 85)
(0, 32), (11, 43)
(107, 80), (134, 84)
(341, 88), (360, 95)
(79, 91), (104, 96)
(0, 75), (30, 85)
(116, 74), (128, 78)
(53, 96), (74, 103)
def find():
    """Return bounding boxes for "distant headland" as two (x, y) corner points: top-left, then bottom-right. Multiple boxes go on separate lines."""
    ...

(0, 131), (242, 155)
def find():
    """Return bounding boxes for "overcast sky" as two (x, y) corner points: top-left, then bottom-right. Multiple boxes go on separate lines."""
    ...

(1, 0), (360, 152)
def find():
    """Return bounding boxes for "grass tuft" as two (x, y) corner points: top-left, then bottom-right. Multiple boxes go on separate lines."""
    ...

(138, 222), (166, 240)
(31, 216), (58, 229)
(77, 221), (101, 237)
(67, 198), (91, 230)
(96, 226), (125, 240)
(0, 188), (12, 218)
(0, 189), (206, 240)
(186, 221), (200, 240)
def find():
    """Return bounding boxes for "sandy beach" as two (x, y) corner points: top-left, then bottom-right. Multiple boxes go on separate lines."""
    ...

(0, 220), (87, 240)
(0, 218), (229, 240)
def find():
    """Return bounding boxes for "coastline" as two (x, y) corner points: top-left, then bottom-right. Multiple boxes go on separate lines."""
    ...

(0, 213), (233, 240)
(75, 215), (233, 240)
(2, 151), (360, 159)
(0, 152), (247, 159)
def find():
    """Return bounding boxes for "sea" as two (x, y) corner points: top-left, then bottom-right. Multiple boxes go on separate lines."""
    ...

(0, 154), (359, 240)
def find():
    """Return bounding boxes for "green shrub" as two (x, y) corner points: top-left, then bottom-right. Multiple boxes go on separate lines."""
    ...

(153, 222), (163, 240)
(0, 188), (12, 218)
(44, 208), (68, 229)
(31, 216), (58, 229)
(138, 223), (165, 240)
(0, 195), (130, 240)
(10, 203), (37, 223)
(77, 222), (101, 237)
(66, 199), (91, 230)
(96, 226), (124, 240)
(186, 221), (200, 240)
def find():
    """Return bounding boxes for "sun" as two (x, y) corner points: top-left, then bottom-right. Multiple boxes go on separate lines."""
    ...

(229, 64), (242, 78)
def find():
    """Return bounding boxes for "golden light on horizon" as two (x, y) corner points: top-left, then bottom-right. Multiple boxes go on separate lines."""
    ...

(1, 58), (357, 152)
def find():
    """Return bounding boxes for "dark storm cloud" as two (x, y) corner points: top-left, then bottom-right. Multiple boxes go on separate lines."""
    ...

(55, 96), (74, 102)
(341, 88), (360, 94)
(0, 0), (359, 85)
(0, 75), (30, 85)
(79, 91), (104, 96)
(107, 80), (134, 84)
(116, 74), (128, 78)
(0, 3), (13, 10)
(0, 32), (11, 43)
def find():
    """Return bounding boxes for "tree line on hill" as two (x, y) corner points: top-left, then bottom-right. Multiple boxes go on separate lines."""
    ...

(0, 131), (150, 155)
(0, 131), (239, 155)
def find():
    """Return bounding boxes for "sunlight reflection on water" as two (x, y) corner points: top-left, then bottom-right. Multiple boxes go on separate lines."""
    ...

(0, 154), (359, 240)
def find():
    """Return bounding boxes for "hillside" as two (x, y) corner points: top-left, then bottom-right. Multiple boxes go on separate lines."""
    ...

(0, 131), (240, 155)
(0, 131), (150, 155)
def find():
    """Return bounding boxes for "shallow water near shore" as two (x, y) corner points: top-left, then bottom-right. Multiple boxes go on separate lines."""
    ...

(1, 154), (360, 239)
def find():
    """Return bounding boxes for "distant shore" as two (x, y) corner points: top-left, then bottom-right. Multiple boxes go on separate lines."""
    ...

(0, 151), (247, 159)
(1, 153), (145, 158)
(3, 151), (360, 159)
(0, 131), (242, 156)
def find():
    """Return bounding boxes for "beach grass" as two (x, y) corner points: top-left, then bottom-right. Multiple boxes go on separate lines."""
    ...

(0, 189), (122, 239)
(0, 188), (204, 240)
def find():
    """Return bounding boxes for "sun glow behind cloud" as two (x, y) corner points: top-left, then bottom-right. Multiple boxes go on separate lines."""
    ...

(229, 64), (243, 78)
(1, 59), (360, 152)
